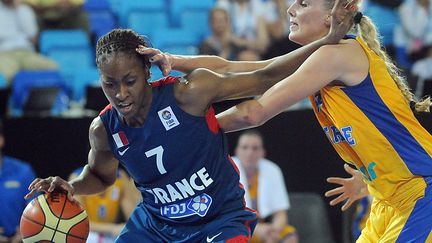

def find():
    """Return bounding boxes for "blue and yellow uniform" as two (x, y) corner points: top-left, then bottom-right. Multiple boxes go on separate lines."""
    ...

(0, 156), (35, 237)
(99, 77), (257, 242)
(310, 36), (432, 242)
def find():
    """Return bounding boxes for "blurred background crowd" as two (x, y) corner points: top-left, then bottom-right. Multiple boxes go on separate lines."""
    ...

(0, 0), (431, 117)
(0, 0), (431, 242)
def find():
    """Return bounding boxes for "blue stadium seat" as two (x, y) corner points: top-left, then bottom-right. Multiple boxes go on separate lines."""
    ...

(127, 11), (169, 39)
(363, 1), (399, 46)
(88, 11), (117, 41)
(0, 74), (7, 88)
(170, 0), (215, 25)
(39, 30), (91, 55)
(107, 0), (121, 15)
(151, 28), (200, 52)
(47, 47), (94, 70)
(10, 71), (70, 115)
(71, 67), (100, 101)
(118, 0), (166, 27)
(180, 9), (210, 41)
(84, 0), (111, 11)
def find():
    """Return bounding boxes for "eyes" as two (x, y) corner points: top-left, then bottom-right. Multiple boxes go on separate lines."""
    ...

(298, 0), (308, 7)
(102, 78), (136, 88)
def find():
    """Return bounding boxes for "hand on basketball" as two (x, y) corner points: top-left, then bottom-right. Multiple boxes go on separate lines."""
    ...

(325, 164), (369, 211)
(136, 45), (173, 76)
(325, 0), (358, 44)
(25, 176), (75, 201)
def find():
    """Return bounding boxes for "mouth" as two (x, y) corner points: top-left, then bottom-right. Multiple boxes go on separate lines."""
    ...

(289, 22), (299, 31)
(117, 102), (133, 114)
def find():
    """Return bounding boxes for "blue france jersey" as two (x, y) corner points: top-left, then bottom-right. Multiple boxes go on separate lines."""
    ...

(99, 77), (249, 225)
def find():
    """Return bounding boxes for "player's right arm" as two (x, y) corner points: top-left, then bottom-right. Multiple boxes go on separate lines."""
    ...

(137, 0), (356, 76)
(25, 117), (119, 201)
(137, 47), (274, 75)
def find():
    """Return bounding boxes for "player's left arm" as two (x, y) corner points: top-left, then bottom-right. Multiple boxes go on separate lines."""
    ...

(216, 45), (350, 132)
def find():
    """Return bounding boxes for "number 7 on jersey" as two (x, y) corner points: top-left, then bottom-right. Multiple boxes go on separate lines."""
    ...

(145, 146), (167, 174)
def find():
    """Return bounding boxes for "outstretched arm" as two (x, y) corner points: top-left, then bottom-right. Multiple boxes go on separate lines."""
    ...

(137, 0), (357, 76)
(216, 44), (346, 131)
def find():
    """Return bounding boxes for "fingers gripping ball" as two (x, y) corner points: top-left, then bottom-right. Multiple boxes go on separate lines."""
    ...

(20, 192), (89, 243)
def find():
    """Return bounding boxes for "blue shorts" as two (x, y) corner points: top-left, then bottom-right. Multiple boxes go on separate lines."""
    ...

(116, 203), (257, 243)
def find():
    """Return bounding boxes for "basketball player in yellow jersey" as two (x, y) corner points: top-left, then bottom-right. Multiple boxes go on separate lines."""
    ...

(69, 168), (140, 242)
(212, 0), (432, 242)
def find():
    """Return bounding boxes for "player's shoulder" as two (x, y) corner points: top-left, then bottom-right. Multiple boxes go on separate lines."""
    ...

(174, 68), (220, 107)
(90, 116), (107, 137)
(89, 116), (111, 151)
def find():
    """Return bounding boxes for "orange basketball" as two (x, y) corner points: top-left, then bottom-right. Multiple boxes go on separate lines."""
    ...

(20, 192), (89, 243)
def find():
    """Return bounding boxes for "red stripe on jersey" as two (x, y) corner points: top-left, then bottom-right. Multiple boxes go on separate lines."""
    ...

(226, 235), (250, 243)
(206, 106), (221, 134)
(228, 155), (240, 175)
(118, 131), (129, 146)
(99, 104), (112, 116)
(150, 76), (178, 87)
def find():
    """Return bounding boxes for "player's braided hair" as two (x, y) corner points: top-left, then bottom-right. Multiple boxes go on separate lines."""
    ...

(96, 29), (151, 71)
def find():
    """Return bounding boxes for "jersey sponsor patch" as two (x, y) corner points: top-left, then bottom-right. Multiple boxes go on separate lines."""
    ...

(160, 193), (213, 219)
(158, 106), (180, 131)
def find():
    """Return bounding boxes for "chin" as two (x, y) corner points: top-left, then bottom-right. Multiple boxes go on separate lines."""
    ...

(288, 33), (306, 45)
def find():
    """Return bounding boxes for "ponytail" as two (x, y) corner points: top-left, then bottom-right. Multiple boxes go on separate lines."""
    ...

(357, 16), (431, 112)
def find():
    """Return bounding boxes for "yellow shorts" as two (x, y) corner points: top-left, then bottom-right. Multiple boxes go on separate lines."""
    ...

(250, 224), (296, 243)
(357, 177), (432, 243)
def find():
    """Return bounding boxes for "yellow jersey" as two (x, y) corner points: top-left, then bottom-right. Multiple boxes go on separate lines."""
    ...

(309, 36), (432, 200)
(73, 169), (127, 223)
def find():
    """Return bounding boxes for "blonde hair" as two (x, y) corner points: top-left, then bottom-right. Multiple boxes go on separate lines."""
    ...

(323, 0), (431, 112)
(356, 16), (431, 112)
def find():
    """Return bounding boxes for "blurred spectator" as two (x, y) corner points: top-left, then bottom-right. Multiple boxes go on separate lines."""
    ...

(69, 168), (141, 243)
(394, 0), (432, 62)
(262, 0), (302, 59)
(217, 0), (270, 60)
(411, 47), (432, 96)
(363, 0), (402, 57)
(0, 0), (58, 84)
(199, 7), (242, 60)
(232, 130), (298, 243)
(0, 119), (37, 243)
(23, 0), (89, 32)
(352, 196), (372, 241)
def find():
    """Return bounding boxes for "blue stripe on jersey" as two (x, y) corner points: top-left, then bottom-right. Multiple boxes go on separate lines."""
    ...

(342, 74), (432, 176)
(396, 177), (432, 242)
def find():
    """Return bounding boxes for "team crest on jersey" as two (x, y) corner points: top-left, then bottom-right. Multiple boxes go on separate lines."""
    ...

(158, 106), (180, 131)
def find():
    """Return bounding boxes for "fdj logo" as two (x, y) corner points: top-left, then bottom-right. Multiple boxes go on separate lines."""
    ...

(359, 162), (377, 182)
(161, 193), (213, 219)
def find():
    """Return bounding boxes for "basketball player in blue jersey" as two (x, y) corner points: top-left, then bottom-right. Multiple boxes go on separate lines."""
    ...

(24, 2), (356, 241)
(156, 0), (431, 241)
